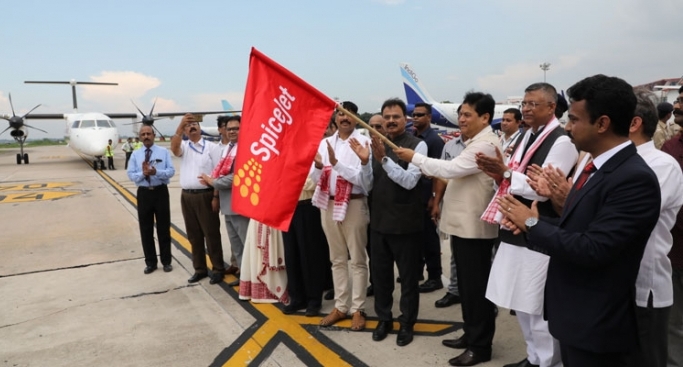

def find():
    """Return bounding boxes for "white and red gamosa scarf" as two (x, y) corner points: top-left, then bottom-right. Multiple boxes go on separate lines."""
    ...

(481, 118), (561, 224)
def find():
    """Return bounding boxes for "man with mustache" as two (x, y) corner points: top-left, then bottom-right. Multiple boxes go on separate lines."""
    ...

(171, 114), (226, 285)
(660, 85), (683, 367)
(477, 83), (577, 367)
(368, 98), (427, 347)
(500, 75), (660, 366)
(311, 101), (373, 331)
(199, 115), (249, 285)
(127, 125), (176, 274)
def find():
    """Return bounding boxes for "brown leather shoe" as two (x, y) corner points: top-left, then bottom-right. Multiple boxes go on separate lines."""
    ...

(319, 308), (347, 327)
(350, 310), (366, 331)
(224, 265), (239, 275)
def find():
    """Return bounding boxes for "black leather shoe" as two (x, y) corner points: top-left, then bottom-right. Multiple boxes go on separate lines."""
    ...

(305, 304), (321, 317)
(419, 278), (444, 293)
(324, 289), (334, 300)
(283, 302), (306, 315)
(503, 358), (539, 367)
(227, 279), (240, 287)
(143, 266), (157, 274)
(187, 273), (208, 283)
(372, 320), (393, 341)
(435, 292), (461, 308)
(366, 284), (374, 297)
(396, 325), (414, 346)
(209, 273), (224, 284)
(448, 349), (491, 366)
(163, 264), (173, 272)
(442, 334), (468, 349)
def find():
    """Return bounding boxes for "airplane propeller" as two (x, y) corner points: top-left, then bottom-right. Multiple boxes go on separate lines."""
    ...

(0, 93), (47, 136)
(127, 99), (165, 138)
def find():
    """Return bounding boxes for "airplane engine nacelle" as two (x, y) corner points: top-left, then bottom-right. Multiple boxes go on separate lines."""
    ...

(10, 127), (27, 138)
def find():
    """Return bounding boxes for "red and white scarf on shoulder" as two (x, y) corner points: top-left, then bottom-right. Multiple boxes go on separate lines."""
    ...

(211, 143), (236, 179)
(312, 165), (353, 222)
(481, 118), (560, 224)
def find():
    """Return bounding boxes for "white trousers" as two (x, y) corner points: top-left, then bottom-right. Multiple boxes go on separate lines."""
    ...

(320, 198), (369, 314)
(517, 311), (562, 367)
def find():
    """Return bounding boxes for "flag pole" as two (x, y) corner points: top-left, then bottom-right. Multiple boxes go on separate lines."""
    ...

(335, 104), (449, 185)
(335, 105), (398, 150)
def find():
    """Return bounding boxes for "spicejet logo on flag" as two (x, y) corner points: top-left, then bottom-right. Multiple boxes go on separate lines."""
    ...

(232, 48), (336, 231)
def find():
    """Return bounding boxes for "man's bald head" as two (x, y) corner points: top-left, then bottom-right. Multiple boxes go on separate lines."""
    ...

(368, 114), (386, 136)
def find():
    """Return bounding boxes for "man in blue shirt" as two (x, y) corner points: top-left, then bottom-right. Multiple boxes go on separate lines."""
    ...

(127, 125), (176, 274)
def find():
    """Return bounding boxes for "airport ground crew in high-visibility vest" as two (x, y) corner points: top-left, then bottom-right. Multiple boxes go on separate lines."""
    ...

(105, 139), (115, 170)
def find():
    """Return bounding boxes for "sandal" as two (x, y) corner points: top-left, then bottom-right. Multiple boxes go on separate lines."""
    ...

(320, 308), (347, 326)
(351, 310), (366, 331)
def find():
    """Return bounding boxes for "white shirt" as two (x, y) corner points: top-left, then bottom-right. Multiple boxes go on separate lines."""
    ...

(508, 127), (578, 202)
(381, 140), (427, 189)
(412, 126), (499, 179)
(635, 141), (683, 307)
(178, 138), (222, 189)
(309, 130), (373, 195)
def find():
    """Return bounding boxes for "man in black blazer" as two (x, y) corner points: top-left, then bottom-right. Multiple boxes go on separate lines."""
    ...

(497, 74), (661, 367)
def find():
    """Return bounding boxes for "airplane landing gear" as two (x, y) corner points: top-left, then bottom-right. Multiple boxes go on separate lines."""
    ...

(14, 137), (28, 165)
(93, 157), (105, 170)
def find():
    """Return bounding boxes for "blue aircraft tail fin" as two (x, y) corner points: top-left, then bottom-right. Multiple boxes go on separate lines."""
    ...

(400, 63), (437, 105)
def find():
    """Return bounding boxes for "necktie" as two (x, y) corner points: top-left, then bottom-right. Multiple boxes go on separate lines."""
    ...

(573, 161), (596, 191)
(144, 148), (152, 183)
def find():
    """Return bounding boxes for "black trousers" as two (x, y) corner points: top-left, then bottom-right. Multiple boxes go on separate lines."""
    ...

(180, 190), (224, 274)
(560, 343), (634, 367)
(124, 152), (132, 169)
(421, 207), (442, 280)
(634, 296), (670, 367)
(371, 230), (421, 326)
(282, 200), (331, 307)
(451, 235), (496, 355)
(107, 156), (115, 169)
(137, 185), (172, 267)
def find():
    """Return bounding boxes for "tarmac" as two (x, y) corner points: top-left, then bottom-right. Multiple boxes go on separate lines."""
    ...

(0, 144), (526, 367)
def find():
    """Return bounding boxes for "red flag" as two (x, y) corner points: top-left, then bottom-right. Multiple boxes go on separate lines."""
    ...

(232, 48), (336, 231)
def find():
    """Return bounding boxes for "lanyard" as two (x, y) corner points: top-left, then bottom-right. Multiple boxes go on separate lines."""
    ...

(189, 139), (205, 155)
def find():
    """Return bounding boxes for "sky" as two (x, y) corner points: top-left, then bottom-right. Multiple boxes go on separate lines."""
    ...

(1, 0), (681, 139)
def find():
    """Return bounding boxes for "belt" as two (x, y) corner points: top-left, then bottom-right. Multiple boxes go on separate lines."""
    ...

(138, 184), (167, 191)
(182, 188), (213, 194)
(329, 193), (364, 200)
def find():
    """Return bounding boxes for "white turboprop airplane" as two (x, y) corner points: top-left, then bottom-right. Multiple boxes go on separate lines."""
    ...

(5, 80), (231, 168)
(400, 63), (519, 131)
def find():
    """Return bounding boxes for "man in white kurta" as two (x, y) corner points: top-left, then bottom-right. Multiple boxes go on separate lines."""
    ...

(477, 84), (577, 367)
(630, 91), (683, 367)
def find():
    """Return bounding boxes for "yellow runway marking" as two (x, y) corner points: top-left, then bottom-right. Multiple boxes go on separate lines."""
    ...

(0, 182), (74, 191)
(0, 191), (79, 203)
(92, 164), (458, 366)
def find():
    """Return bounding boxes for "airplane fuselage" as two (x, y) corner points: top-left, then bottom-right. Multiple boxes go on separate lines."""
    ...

(65, 112), (119, 157)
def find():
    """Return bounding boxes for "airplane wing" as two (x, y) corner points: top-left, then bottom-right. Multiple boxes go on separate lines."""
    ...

(23, 113), (68, 120)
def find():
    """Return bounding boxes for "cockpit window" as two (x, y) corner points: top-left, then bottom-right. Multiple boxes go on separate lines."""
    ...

(72, 121), (80, 128)
(96, 120), (111, 127)
(108, 120), (116, 127)
(80, 120), (95, 128)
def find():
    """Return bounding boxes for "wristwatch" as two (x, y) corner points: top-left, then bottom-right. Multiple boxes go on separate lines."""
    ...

(503, 170), (512, 181)
(525, 217), (539, 231)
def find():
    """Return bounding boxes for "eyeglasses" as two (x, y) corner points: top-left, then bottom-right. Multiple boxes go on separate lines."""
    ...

(226, 127), (239, 132)
(370, 125), (383, 129)
(675, 98), (683, 104)
(412, 112), (427, 118)
(520, 101), (552, 110)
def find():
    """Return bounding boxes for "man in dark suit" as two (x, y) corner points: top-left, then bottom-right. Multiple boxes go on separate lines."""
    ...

(497, 74), (661, 367)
